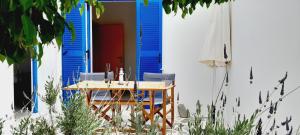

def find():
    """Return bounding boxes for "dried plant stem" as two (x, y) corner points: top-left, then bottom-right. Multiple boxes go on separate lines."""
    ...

(214, 72), (227, 105)
(296, 126), (300, 135)
(258, 83), (281, 111)
(262, 114), (274, 134)
(257, 84), (300, 117)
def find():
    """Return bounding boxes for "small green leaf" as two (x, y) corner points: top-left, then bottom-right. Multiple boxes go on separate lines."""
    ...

(79, 4), (85, 15)
(94, 2), (104, 19)
(68, 22), (76, 41)
(6, 56), (14, 65)
(144, 0), (149, 6)
(55, 35), (63, 47)
(182, 8), (188, 18)
(20, 0), (33, 11)
(21, 15), (36, 45)
(9, 0), (17, 11)
(199, 0), (204, 7)
(163, 1), (171, 14)
(0, 54), (5, 62)
(206, 0), (212, 8)
(172, 1), (179, 14)
(35, 0), (46, 9)
(37, 44), (43, 67)
(189, 7), (193, 14)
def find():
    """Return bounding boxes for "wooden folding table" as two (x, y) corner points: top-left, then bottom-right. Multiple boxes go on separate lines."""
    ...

(63, 81), (175, 135)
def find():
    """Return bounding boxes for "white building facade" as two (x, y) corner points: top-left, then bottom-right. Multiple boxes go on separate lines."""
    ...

(0, 0), (300, 134)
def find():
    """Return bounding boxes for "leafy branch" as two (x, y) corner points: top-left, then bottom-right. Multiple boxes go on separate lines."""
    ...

(163, 0), (231, 18)
(0, 0), (104, 65)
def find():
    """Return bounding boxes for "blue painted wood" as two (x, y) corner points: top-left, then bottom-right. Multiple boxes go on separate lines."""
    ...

(136, 0), (162, 81)
(62, 2), (88, 101)
(99, 0), (135, 2)
(136, 0), (141, 80)
(136, 0), (162, 105)
(87, 5), (92, 72)
(32, 58), (38, 113)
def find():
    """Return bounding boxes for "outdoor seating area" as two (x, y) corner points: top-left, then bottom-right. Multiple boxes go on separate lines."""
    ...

(1, 0), (300, 135)
(64, 72), (175, 134)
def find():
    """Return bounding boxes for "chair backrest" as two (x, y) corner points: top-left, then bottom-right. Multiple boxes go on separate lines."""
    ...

(143, 72), (175, 99)
(80, 72), (114, 100)
(80, 72), (114, 81)
(143, 72), (175, 85)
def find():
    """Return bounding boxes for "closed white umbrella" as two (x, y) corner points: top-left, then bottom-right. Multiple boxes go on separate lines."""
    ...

(199, 2), (232, 103)
(199, 2), (232, 67)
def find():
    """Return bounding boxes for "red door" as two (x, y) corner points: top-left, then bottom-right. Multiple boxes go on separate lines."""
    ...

(93, 24), (124, 72)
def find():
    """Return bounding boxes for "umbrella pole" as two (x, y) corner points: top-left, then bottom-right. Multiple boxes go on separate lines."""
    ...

(211, 63), (217, 103)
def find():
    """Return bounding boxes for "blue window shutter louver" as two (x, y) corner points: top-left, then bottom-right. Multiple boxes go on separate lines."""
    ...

(136, 0), (162, 81)
(62, 1), (89, 101)
(136, 0), (162, 102)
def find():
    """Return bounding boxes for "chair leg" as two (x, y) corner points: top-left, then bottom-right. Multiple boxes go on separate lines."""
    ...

(97, 104), (112, 121)
(157, 111), (172, 127)
(144, 107), (160, 122)
(171, 87), (175, 125)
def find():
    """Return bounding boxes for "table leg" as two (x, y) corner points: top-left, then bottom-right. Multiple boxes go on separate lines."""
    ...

(86, 90), (92, 107)
(129, 89), (135, 127)
(171, 86), (175, 125)
(149, 90), (154, 125)
(162, 90), (167, 135)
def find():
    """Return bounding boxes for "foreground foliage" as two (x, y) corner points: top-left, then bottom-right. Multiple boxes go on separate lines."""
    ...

(163, 0), (231, 18)
(12, 117), (31, 135)
(0, 0), (104, 65)
(41, 76), (60, 125)
(188, 100), (257, 135)
(57, 93), (101, 135)
(0, 118), (4, 135)
(0, 0), (231, 65)
(30, 118), (56, 135)
(186, 68), (300, 135)
(8, 69), (300, 134)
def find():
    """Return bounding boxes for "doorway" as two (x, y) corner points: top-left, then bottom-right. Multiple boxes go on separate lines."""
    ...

(14, 58), (32, 111)
(93, 24), (124, 72)
(92, 2), (136, 80)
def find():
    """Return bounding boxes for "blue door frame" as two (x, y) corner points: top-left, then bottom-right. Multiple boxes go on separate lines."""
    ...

(62, 1), (90, 102)
(62, 0), (162, 101)
(32, 58), (38, 113)
(136, 0), (162, 81)
(95, 0), (162, 80)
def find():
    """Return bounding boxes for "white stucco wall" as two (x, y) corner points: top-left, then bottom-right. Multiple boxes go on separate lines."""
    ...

(1, 0), (300, 133)
(0, 62), (14, 133)
(0, 44), (62, 133)
(163, 5), (226, 113)
(229, 0), (300, 132)
(163, 0), (300, 132)
(37, 43), (62, 116)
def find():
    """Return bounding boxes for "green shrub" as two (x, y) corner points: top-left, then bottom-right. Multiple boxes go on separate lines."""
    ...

(0, 118), (4, 135)
(30, 118), (56, 135)
(57, 93), (102, 135)
(41, 76), (60, 125)
(12, 117), (31, 135)
(187, 71), (300, 135)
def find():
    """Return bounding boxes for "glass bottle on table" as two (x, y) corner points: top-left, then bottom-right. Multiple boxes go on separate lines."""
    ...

(119, 67), (124, 85)
(105, 63), (110, 83)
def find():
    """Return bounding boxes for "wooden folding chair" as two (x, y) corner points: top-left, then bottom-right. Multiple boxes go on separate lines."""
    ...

(80, 72), (114, 120)
(142, 72), (175, 127)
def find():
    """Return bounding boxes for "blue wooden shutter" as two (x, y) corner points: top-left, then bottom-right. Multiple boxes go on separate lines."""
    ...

(32, 58), (38, 113)
(136, 0), (162, 80)
(62, 2), (89, 101)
